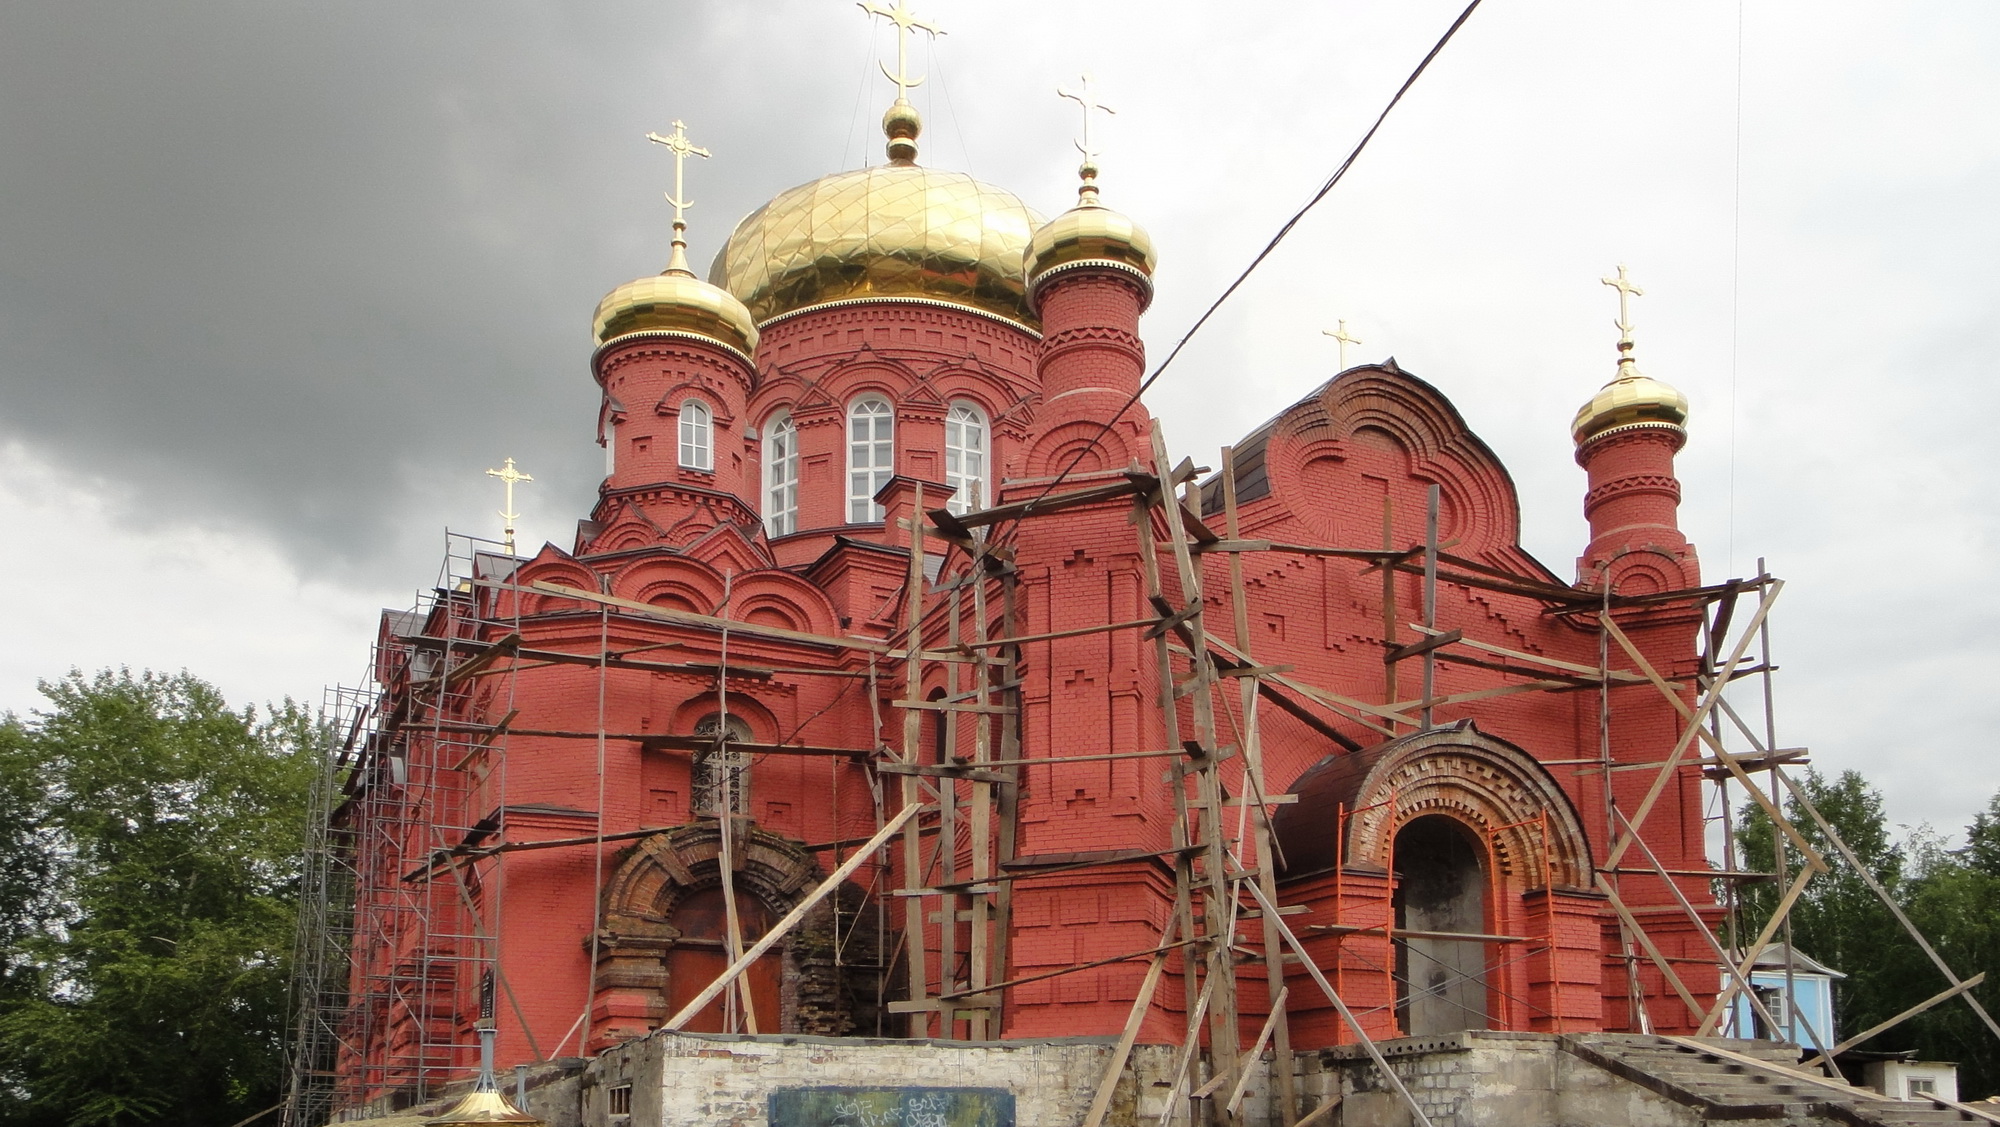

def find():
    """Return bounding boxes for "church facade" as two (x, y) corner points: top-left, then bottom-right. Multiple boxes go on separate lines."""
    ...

(329, 71), (1719, 1117)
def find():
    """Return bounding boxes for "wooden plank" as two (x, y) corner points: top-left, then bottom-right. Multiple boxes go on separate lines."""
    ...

(1801, 972), (1986, 1069)
(1598, 584), (1785, 876)
(961, 615), (1161, 649)
(1382, 629), (1462, 665)
(899, 486), (931, 1036)
(1659, 1037), (1895, 1103)
(1226, 987), (1288, 1116)
(663, 802), (921, 1030)
(1244, 879), (1437, 1127)
(937, 938), (1196, 1002)
(875, 762), (1012, 785)
(1080, 941), (1172, 1127)
(524, 581), (876, 652)
(1594, 874), (1707, 1026)
(890, 697), (1013, 715)
(933, 477), (1146, 530)
(1699, 864), (1819, 1035)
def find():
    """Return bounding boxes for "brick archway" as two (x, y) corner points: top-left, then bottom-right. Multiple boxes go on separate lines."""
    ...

(589, 822), (819, 1045)
(1277, 723), (1593, 890)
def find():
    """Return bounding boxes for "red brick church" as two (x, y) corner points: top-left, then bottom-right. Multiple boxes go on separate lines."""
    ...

(330, 65), (1721, 1112)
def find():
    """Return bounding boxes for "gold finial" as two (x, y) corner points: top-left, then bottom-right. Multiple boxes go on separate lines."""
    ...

(485, 457), (533, 557)
(859, 0), (941, 162)
(645, 119), (711, 276)
(1057, 73), (1116, 204)
(1601, 263), (1644, 374)
(1323, 319), (1362, 370)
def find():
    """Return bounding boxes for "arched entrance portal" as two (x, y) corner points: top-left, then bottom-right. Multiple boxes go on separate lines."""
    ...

(1393, 815), (1489, 1035)
(664, 887), (782, 1033)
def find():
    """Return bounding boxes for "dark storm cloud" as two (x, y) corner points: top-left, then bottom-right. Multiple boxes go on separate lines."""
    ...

(0, 1), (888, 580)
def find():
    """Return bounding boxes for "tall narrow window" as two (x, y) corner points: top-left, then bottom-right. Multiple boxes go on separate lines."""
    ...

(691, 714), (752, 817)
(679, 399), (713, 470)
(603, 417), (617, 477)
(847, 396), (895, 522)
(764, 412), (799, 537)
(944, 401), (988, 516)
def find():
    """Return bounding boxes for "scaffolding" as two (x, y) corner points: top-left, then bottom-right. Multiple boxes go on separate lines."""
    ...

(284, 422), (2000, 1127)
(285, 532), (526, 1125)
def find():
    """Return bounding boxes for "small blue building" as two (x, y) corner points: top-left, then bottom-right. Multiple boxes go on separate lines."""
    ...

(1723, 944), (1843, 1052)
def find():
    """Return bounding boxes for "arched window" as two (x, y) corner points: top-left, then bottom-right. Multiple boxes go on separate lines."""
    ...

(847, 396), (895, 523)
(944, 401), (988, 516)
(691, 714), (752, 817)
(679, 399), (713, 471)
(764, 412), (799, 537)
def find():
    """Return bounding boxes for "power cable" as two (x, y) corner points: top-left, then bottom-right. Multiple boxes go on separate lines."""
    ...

(1014, 0), (1487, 515)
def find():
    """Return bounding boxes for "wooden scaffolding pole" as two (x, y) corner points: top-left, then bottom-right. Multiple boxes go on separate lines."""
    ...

(1220, 445), (1296, 1126)
(899, 489), (931, 1035)
(1149, 421), (1243, 1126)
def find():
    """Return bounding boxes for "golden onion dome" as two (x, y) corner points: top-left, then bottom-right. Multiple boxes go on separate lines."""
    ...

(593, 266), (759, 356)
(707, 103), (1045, 327)
(1025, 164), (1157, 291)
(1572, 367), (1689, 446)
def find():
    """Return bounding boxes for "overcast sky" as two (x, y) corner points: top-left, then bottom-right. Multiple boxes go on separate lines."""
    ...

(1, 1), (1994, 841)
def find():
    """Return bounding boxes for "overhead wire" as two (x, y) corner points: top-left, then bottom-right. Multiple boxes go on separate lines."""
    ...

(1003, 0), (1487, 522)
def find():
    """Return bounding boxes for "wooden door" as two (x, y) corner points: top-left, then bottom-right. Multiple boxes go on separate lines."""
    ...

(665, 887), (781, 1033)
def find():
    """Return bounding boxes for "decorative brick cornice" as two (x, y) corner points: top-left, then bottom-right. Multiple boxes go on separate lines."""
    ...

(1040, 323), (1145, 366)
(1028, 259), (1154, 311)
(592, 330), (756, 376)
(1584, 473), (1682, 511)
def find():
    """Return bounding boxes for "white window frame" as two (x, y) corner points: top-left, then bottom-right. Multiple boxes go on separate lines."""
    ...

(603, 416), (617, 477)
(944, 400), (988, 516)
(764, 411), (799, 537)
(847, 396), (895, 523)
(678, 398), (713, 471)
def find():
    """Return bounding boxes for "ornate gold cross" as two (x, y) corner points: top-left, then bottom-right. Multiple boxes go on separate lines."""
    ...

(648, 118), (712, 230)
(1602, 263), (1643, 341)
(485, 457), (533, 556)
(1323, 319), (1363, 369)
(858, 0), (943, 103)
(1057, 73), (1116, 163)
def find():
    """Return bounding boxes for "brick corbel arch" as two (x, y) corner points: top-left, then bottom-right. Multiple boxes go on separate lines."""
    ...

(591, 823), (819, 1026)
(1279, 724), (1593, 890)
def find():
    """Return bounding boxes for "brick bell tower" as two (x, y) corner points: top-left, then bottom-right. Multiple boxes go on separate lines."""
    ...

(1571, 266), (1716, 1032)
(585, 121), (762, 554)
(997, 146), (1187, 1039)
(1572, 265), (1695, 595)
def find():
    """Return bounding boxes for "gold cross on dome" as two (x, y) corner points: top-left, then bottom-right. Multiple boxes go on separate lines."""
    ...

(1323, 319), (1363, 369)
(1602, 263), (1643, 341)
(645, 119), (711, 229)
(858, 0), (943, 103)
(1057, 73), (1116, 162)
(485, 457), (533, 556)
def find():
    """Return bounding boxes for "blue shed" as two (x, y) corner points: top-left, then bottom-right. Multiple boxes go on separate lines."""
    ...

(1723, 944), (1843, 1052)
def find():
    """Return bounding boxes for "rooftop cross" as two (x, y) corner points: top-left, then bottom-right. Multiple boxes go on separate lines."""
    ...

(1323, 319), (1363, 370)
(858, 0), (943, 104)
(1601, 263), (1645, 376)
(485, 457), (534, 557)
(1602, 263), (1643, 342)
(1057, 73), (1116, 164)
(645, 119), (711, 274)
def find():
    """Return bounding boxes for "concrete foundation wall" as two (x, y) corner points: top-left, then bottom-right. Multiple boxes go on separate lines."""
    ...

(341, 1029), (1856, 1127)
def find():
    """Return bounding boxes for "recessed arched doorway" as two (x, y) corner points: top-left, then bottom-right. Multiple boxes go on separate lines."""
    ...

(664, 886), (782, 1033)
(1393, 814), (1489, 1036)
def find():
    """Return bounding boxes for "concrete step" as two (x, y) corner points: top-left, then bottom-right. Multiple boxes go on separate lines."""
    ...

(1560, 1033), (1989, 1125)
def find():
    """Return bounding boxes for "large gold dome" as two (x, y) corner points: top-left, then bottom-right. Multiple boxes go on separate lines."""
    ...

(708, 163), (1046, 327)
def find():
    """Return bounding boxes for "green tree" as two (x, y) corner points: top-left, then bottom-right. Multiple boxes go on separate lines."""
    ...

(0, 670), (318, 1127)
(1736, 769), (1926, 1048)
(1738, 772), (2000, 1098)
